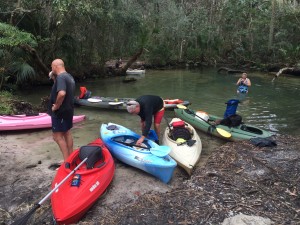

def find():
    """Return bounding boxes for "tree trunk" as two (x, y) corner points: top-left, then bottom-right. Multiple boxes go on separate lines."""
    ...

(19, 44), (49, 76)
(272, 67), (300, 81)
(117, 48), (144, 75)
(268, 0), (276, 50)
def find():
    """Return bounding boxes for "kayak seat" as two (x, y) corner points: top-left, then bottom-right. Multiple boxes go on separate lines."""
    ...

(107, 125), (119, 130)
(79, 146), (103, 169)
(171, 127), (191, 141)
(240, 125), (263, 135)
(113, 135), (152, 149)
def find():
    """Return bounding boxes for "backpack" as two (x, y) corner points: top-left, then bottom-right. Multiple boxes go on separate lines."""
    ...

(220, 114), (242, 127)
(172, 127), (192, 141)
(250, 138), (277, 147)
(224, 99), (240, 118)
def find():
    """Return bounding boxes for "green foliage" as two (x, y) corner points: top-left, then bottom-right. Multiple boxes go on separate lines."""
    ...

(55, 34), (79, 68)
(0, 91), (15, 115)
(0, 22), (37, 47)
(1, 0), (300, 84)
(10, 62), (37, 85)
(147, 44), (173, 65)
(186, 48), (201, 61)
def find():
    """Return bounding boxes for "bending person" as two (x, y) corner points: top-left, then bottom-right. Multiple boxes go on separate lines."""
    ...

(127, 95), (164, 145)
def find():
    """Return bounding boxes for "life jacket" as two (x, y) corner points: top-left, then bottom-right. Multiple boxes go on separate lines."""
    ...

(238, 85), (248, 93)
(79, 86), (92, 99)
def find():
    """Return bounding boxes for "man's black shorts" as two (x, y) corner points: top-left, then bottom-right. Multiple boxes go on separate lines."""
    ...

(51, 116), (73, 132)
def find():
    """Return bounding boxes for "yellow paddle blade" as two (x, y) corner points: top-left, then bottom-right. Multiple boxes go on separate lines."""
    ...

(216, 128), (232, 138)
(177, 104), (187, 109)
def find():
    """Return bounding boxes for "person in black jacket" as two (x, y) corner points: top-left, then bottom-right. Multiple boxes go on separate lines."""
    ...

(127, 95), (164, 145)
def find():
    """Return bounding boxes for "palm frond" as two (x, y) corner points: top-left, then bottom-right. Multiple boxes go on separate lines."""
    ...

(10, 62), (36, 85)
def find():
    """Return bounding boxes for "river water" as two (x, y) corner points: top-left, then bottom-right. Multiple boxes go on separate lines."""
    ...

(16, 68), (300, 165)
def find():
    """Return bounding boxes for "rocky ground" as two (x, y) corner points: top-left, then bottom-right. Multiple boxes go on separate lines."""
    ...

(94, 134), (300, 225)
(1, 131), (300, 225)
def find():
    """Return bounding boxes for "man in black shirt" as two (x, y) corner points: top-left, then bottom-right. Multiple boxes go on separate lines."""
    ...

(127, 95), (164, 145)
(49, 59), (75, 161)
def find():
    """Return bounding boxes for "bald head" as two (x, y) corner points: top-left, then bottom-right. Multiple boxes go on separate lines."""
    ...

(51, 59), (66, 75)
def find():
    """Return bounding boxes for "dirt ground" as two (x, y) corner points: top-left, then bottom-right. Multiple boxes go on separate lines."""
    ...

(0, 131), (186, 225)
(92, 134), (300, 225)
(1, 131), (300, 225)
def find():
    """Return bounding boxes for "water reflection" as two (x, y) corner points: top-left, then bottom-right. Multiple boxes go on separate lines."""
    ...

(19, 68), (300, 137)
(10, 68), (298, 170)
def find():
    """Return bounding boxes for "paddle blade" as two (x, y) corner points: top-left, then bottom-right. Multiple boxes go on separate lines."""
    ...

(150, 145), (171, 157)
(176, 104), (187, 109)
(216, 128), (231, 138)
(11, 204), (40, 225)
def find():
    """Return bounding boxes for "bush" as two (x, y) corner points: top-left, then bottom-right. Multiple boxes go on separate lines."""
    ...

(0, 91), (15, 115)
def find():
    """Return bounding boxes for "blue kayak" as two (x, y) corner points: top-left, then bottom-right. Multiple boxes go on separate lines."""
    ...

(100, 123), (177, 183)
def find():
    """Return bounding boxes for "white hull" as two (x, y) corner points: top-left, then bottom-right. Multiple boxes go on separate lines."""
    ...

(162, 118), (202, 176)
(126, 69), (146, 75)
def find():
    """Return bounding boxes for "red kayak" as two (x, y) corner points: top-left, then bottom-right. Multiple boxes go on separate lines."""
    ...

(51, 138), (115, 224)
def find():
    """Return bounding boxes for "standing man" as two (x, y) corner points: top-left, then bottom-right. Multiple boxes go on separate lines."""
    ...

(127, 95), (164, 145)
(49, 59), (76, 161)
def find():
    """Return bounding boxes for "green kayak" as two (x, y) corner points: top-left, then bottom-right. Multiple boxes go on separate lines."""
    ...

(174, 108), (273, 142)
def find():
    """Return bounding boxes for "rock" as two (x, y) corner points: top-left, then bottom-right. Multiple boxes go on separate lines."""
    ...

(222, 213), (273, 225)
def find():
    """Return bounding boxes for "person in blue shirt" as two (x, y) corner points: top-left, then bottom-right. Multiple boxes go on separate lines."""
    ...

(236, 72), (251, 94)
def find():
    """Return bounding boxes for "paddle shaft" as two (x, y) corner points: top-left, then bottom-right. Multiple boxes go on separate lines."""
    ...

(11, 157), (88, 225)
(188, 109), (231, 137)
(114, 140), (151, 149)
(185, 108), (212, 126)
(177, 104), (231, 138)
(39, 157), (88, 205)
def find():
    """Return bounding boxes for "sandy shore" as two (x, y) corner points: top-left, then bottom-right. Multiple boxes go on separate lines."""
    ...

(0, 131), (186, 224)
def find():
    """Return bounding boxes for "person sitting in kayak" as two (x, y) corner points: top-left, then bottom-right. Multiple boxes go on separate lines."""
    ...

(127, 95), (164, 145)
(236, 73), (251, 94)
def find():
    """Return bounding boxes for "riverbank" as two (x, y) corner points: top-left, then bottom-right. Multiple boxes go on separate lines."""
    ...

(0, 131), (186, 225)
(1, 132), (299, 224)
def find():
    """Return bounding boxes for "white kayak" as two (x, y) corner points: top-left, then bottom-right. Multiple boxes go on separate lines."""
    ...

(162, 118), (202, 176)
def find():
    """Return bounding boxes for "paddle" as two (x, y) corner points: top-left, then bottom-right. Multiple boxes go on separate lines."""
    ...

(176, 104), (232, 138)
(11, 157), (90, 225)
(114, 140), (170, 157)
